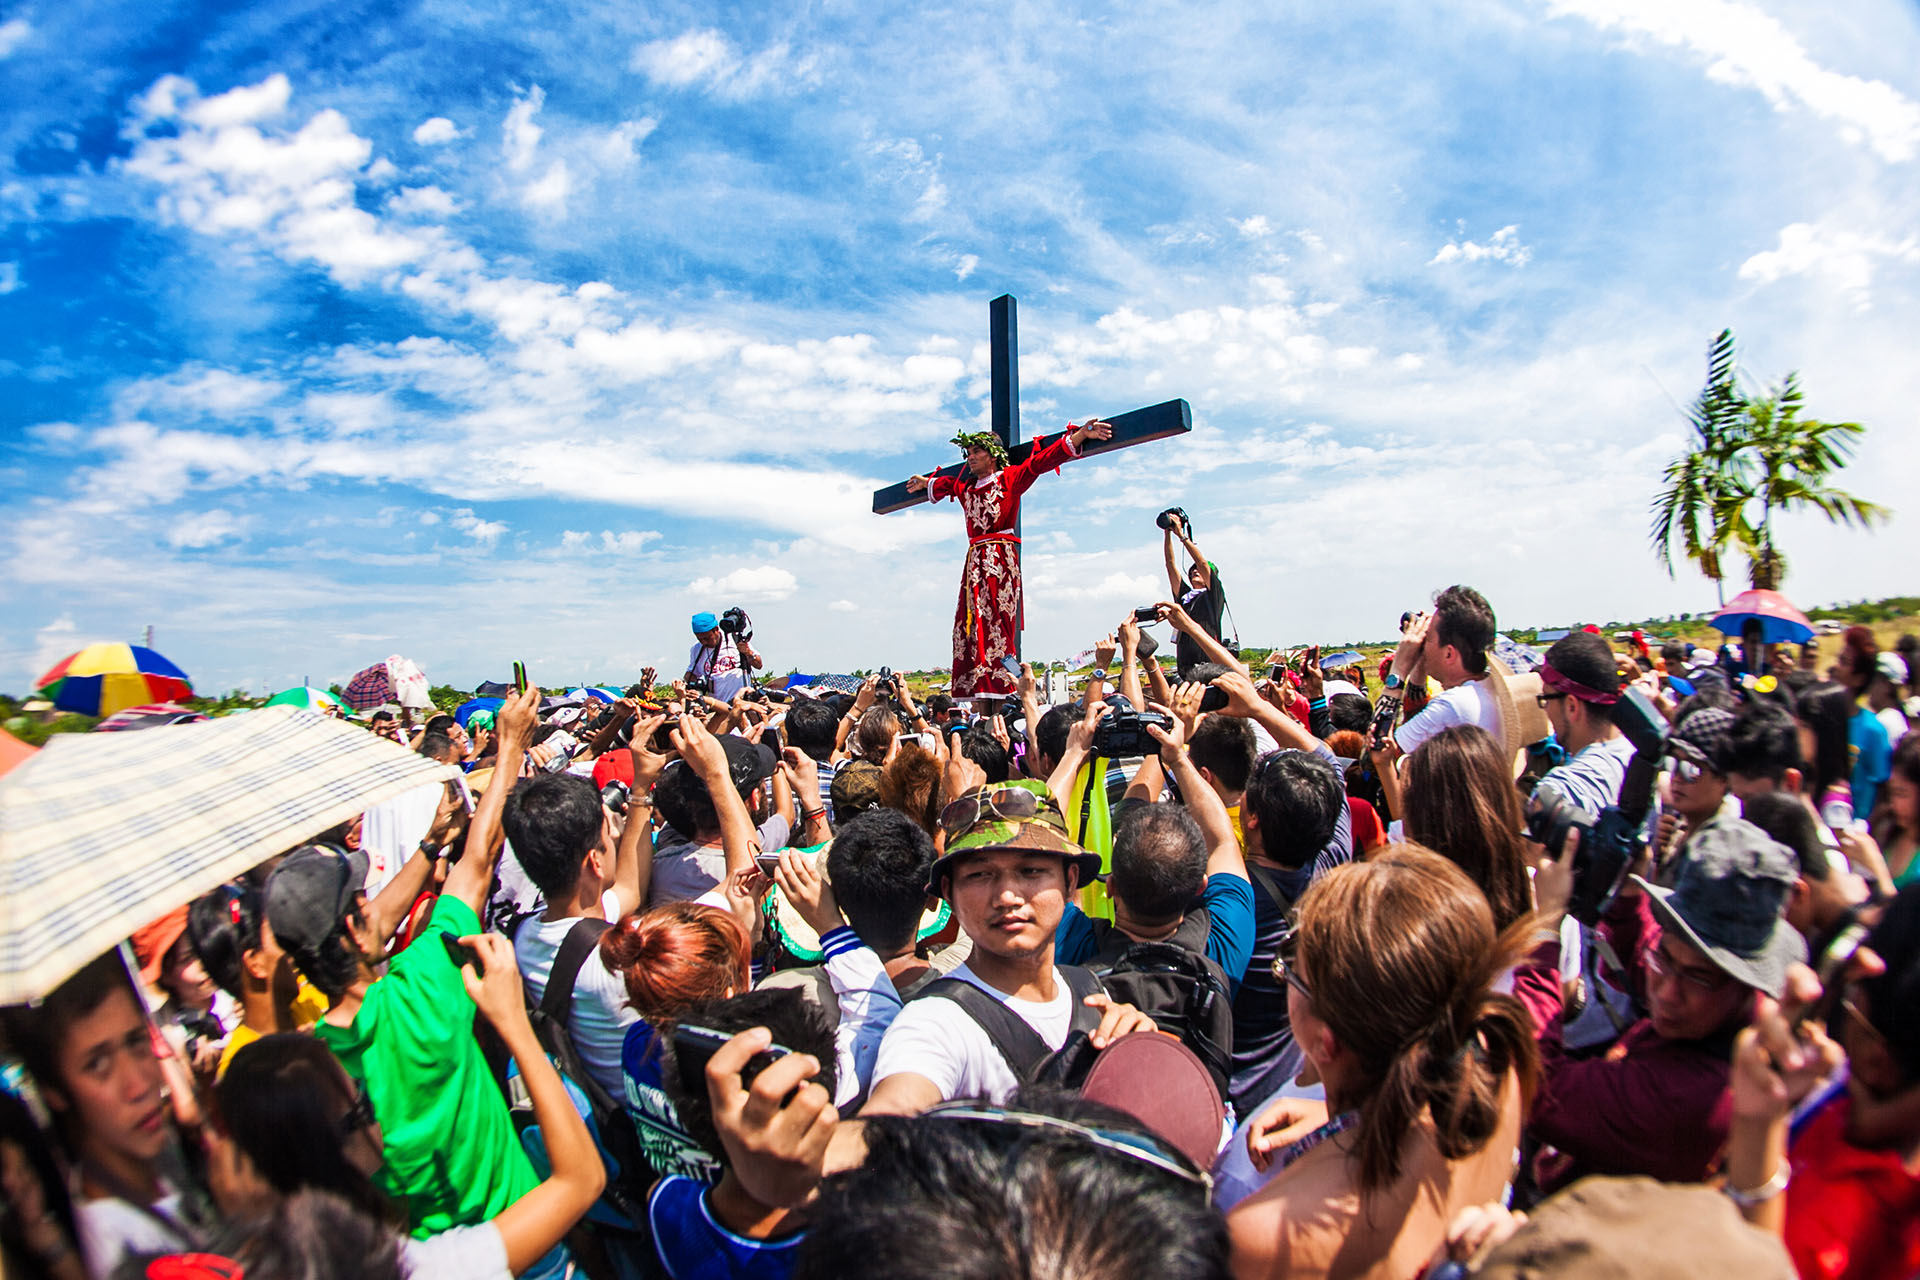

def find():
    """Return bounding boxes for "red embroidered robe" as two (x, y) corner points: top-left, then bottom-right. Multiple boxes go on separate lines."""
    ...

(928, 432), (1082, 697)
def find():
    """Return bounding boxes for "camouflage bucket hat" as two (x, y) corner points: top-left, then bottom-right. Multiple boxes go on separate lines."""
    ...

(925, 780), (1104, 897)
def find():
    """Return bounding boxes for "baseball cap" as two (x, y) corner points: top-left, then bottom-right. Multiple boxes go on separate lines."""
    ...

(830, 759), (883, 820)
(1630, 816), (1806, 998)
(1669, 706), (1736, 774)
(690, 611), (718, 634)
(1879, 652), (1910, 685)
(1473, 1175), (1793, 1280)
(264, 844), (371, 955)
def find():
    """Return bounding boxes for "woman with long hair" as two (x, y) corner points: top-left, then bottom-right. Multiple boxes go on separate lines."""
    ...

(1795, 681), (1858, 821)
(603, 901), (752, 1184)
(205, 933), (602, 1279)
(1872, 734), (1920, 889)
(1227, 847), (1539, 1280)
(1400, 726), (1534, 932)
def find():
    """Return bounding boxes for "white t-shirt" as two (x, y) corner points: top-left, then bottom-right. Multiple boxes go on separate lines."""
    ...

(513, 889), (638, 1099)
(75, 1194), (194, 1279)
(1394, 676), (1502, 754)
(1880, 706), (1909, 748)
(402, 1222), (512, 1279)
(686, 637), (748, 702)
(360, 779), (442, 896)
(869, 962), (1074, 1105)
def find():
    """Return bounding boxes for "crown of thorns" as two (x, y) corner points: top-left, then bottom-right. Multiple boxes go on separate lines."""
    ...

(951, 431), (1009, 464)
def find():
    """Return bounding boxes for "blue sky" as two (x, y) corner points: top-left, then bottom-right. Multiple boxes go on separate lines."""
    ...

(3, 0), (1916, 695)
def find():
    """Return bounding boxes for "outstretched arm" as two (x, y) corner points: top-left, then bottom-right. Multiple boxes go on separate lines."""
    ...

(1163, 527), (1184, 598)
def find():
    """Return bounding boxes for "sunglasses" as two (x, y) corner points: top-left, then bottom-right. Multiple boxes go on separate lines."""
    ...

(923, 1102), (1213, 1204)
(337, 1080), (377, 1138)
(938, 786), (1046, 839)
(1534, 692), (1568, 707)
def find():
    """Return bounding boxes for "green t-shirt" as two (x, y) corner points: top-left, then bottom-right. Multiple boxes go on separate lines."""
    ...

(314, 895), (537, 1238)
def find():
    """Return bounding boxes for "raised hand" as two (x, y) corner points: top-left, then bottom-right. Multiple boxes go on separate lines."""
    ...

(906, 474), (930, 493)
(704, 1027), (838, 1210)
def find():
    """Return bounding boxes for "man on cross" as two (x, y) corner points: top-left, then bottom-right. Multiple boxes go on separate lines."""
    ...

(907, 418), (1113, 700)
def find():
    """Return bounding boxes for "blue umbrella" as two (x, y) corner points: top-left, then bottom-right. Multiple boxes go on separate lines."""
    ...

(454, 696), (504, 728)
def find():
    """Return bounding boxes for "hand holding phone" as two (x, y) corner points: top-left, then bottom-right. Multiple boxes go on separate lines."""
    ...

(513, 661), (529, 694)
(671, 1023), (792, 1102)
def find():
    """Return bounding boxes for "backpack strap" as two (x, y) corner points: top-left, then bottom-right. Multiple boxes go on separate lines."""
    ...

(539, 917), (613, 1029)
(1244, 861), (1299, 916)
(913, 966), (1107, 1084)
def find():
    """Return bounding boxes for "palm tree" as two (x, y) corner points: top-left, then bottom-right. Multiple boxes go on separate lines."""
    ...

(1650, 329), (1887, 597)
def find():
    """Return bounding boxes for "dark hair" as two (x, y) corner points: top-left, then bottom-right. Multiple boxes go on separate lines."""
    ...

(1245, 749), (1343, 870)
(284, 904), (365, 1002)
(1034, 706), (1074, 770)
(214, 1035), (395, 1226)
(1327, 693), (1372, 735)
(0, 953), (136, 1111)
(1188, 715), (1256, 792)
(1860, 883), (1920, 1083)
(1724, 703), (1801, 784)
(423, 713), (456, 735)
(1401, 726), (1534, 931)
(0, 1087), (77, 1280)
(1294, 846), (1538, 1193)
(828, 809), (937, 954)
(1109, 804), (1207, 924)
(1794, 681), (1855, 797)
(785, 700), (839, 759)
(1673, 684), (1739, 724)
(662, 988), (837, 1164)
(1432, 585), (1496, 677)
(879, 746), (943, 835)
(415, 730), (457, 763)
(655, 759), (726, 838)
(927, 694), (955, 718)
(501, 772), (605, 901)
(1738, 791), (1831, 883)
(960, 726), (1010, 784)
(186, 883), (264, 998)
(1543, 632), (1620, 698)
(114, 1190), (405, 1280)
(600, 902), (749, 1024)
(1872, 734), (1920, 850)
(798, 1089), (1225, 1280)
(1661, 642), (1689, 667)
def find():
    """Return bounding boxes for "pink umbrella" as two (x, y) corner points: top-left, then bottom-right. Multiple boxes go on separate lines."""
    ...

(1710, 589), (1814, 647)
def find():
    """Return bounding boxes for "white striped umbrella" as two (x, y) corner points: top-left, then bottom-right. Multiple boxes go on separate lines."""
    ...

(0, 705), (457, 1003)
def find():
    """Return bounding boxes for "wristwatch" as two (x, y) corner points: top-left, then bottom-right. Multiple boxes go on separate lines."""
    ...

(1383, 673), (1404, 690)
(1090, 668), (1110, 681)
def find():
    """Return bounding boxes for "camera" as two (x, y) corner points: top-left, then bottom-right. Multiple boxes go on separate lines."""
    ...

(879, 666), (893, 682)
(718, 606), (752, 640)
(1132, 605), (1160, 623)
(685, 674), (712, 696)
(1091, 693), (1173, 758)
(1523, 687), (1669, 924)
(1155, 507), (1189, 533)
(600, 779), (631, 815)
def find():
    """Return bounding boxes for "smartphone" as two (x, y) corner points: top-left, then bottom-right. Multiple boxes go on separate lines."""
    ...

(1132, 606), (1159, 623)
(439, 932), (480, 971)
(753, 849), (784, 874)
(513, 660), (528, 694)
(448, 777), (475, 815)
(895, 731), (937, 752)
(671, 1023), (792, 1100)
(999, 655), (1023, 676)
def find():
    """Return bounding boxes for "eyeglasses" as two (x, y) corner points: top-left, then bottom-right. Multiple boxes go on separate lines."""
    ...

(1645, 944), (1731, 994)
(923, 1102), (1213, 1204)
(938, 786), (1045, 839)
(1271, 947), (1311, 1002)
(337, 1080), (376, 1137)
(1535, 692), (1568, 707)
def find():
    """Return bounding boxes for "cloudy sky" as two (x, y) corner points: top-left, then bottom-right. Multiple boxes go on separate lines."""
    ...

(2, 0), (1915, 695)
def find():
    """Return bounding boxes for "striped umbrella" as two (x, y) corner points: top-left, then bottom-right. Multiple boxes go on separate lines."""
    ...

(0, 705), (459, 1003)
(35, 644), (194, 719)
(265, 686), (346, 714)
(94, 703), (209, 733)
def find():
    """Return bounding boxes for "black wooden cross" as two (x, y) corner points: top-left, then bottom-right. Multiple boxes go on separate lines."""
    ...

(870, 294), (1193, 516)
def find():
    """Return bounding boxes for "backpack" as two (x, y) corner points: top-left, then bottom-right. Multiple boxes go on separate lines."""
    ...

(505, 917), (652, 1230)
(1083, 911), (1235, 1099)
(910, 965), (1109, 1089)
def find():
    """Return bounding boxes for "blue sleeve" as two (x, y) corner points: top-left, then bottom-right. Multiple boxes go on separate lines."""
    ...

(1055, 904), (1095, 965)
(1202, 873), (1257, 992)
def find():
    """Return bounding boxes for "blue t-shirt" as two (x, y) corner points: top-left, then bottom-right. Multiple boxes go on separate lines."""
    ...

(648, 1176), (802, 1280)
(1851, 706), (1892, 819)
(620, 1022), (722, 1185)
(1055, 872), (1257, 990)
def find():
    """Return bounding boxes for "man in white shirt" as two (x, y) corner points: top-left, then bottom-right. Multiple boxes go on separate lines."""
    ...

(861, 782), (1156, 1113)
(1383, 585), (1503, 756)
(684, 610), (762, 703)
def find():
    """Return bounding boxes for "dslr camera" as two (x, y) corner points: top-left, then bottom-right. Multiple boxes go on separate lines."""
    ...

(1155, 507), (1189, 533)
(1523, 687), (1669, 924)
(1090, 693), (1173, 758)
(718, 606), (753, 640)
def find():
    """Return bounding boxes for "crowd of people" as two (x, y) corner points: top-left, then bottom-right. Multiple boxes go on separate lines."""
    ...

(2, 565), (1918, 1280)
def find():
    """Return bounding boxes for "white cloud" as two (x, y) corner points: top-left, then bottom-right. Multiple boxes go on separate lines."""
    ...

(1430, 225), (1532, 266)
(828, 599), (858, 613)
(28, 614), (78, 684)
(182, 73), (291, 128)
(1234, 214), (1273, 238)
(598, 118), (658, 165)
(522, 160), (571, 213)
(418, 511), (441, 526)
(1738, 220), (1920, 304)
(412, 116), (458, 145)
(630, 29), (812, 98)
(387, 185), (458, 218)
(0, 261), (19, 294)
(688, 565), (799, 601)
(953, 254), (978, 281)
(1545, 0), (1920, 162)
(448, 509), (506, 546)
(559, 529), (662, 554)
(0, 17), (30, 58)
(166, 509), (251, 549)
(502, 87), (545, 172)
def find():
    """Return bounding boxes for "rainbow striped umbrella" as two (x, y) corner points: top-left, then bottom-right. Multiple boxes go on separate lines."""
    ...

(35, 644), (193, 719)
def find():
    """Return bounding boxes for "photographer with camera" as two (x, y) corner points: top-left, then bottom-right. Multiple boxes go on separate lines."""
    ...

(1158, 508), (1229, 679)
(1513, 815), (1808, 1194)
(685, 608), (762, 703)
